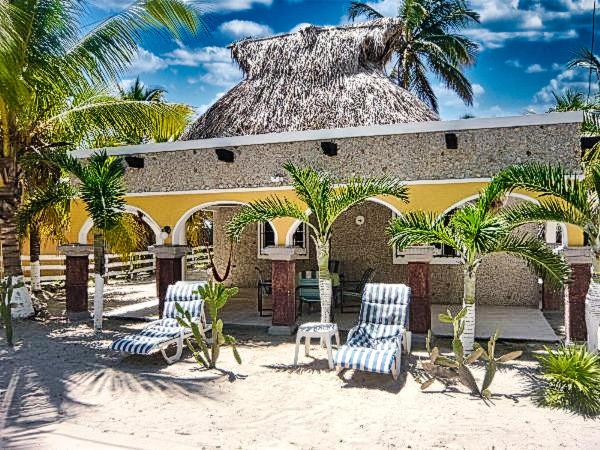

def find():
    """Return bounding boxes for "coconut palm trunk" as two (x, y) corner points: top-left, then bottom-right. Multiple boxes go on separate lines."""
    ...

(93, 231), (106, 330)
(316, 238), (333, 323)
(585, 249), (600, 351)
(29, 226), (42, 293)
(462, 267), (478, 351)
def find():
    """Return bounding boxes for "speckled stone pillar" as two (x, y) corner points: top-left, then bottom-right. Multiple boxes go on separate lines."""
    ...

(149, 245), (190, 318)
(59, 244), (93, 317)
(405, 246), (435, 334)
(563, 247), (592, 343)
(264, 247), (298, 335)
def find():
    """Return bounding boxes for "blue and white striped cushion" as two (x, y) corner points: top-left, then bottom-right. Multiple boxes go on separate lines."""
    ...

(165, 282), (206, 302)
(110, 326), (184, 355)
(335, 346), (396, 374)
(359, 283), (410, 327)
(163, 300), (203, 320)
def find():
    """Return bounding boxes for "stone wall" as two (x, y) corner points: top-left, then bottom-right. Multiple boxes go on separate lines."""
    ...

(122, 123), (581, 193)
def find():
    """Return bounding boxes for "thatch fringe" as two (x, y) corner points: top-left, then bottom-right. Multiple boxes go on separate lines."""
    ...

(182, 18), (438, 140)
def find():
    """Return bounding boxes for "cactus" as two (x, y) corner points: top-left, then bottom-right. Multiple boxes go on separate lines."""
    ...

(419, 307), (522, 399)
(0, 276), (24, 346)
(176, 281), (241, 369)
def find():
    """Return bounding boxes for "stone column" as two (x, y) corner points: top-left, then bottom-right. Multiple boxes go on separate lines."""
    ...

(542, 284), (563, 311)
(404, 246), (435, 334)
(149, 245), (190, 318)
(59, 244), (93, 318)
(264, 247), (298, 335)
(563, 247), (592, 343)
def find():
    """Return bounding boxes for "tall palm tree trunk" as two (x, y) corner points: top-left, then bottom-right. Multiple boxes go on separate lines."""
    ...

(586, 250), (600, 351)
(29, 225), (42, 293)
(0, 175), (33, 318)
(93, 231), (106, 330)
(316, 238), (333, 323)
(461, 268), (478, 351)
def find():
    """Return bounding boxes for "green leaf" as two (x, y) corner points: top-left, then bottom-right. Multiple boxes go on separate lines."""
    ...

(438, 313), (453, 324)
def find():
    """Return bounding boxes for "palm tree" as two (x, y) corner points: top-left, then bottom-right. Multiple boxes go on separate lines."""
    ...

(569, 48), (600, 87)
(119, 77), (167, 102)
(0, 1), (204, 306)
(348, 0), (480, 113)
(497, 160), (600, 349)
(548, 89), (600, 135)
(18, 150), (139, 330)
(226, 163), (409, 323)
(387, 180), (569, 351)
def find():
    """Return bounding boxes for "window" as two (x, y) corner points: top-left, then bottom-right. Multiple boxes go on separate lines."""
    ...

(258, 222), (308, 258)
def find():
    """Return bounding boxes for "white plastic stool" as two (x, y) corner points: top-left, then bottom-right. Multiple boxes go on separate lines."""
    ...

(294, 322), (340, 369)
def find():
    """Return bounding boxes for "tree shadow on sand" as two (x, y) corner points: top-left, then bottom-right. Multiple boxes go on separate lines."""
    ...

(0, 319), (225, 448)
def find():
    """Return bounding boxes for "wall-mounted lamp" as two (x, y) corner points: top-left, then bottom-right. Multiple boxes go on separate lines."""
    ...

(215, 148), (235, 163)
(444, 133), (458, 150)
(125, 156), (145, 169)
(321, 141), (338, 156)
(355, 215), (365, 226)
(160, 225), (172, 241)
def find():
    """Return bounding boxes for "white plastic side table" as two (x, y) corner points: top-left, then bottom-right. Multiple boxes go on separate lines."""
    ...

(294, 322), (340, 369)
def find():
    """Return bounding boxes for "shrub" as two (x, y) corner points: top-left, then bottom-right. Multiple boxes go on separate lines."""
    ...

(537, 345), (600, 416)
(176, 281), (241, 369)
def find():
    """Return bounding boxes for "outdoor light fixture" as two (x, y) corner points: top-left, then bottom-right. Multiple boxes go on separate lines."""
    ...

(160, 225), (171, 241)
(355, 215), (365, 226)
(215, 148), (235, 163)
(581, 136), (600, 153)
(445, 133), (458, 149)
(321, 141), (338, 156)
(124, 156), (144, 169)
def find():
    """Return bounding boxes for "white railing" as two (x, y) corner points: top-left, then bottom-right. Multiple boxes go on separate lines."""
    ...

(20, 246), (212, 284)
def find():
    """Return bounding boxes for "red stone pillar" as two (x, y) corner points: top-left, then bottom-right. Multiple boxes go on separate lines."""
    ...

(59, 244), (93, 318)
(542, 284), (563, 311)
(405, 246), (434, 334)
(563, 247), (592, 343)
(149, 245), (190, 318)
(264, 247), (298, 335)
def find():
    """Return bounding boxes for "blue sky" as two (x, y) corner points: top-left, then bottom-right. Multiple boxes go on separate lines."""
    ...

(87, 0), (600, 120)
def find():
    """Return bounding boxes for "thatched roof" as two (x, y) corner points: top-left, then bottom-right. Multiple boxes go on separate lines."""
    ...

(181, 19), (438, 140)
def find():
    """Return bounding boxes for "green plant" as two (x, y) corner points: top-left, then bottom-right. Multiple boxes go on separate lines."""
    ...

(537, 345), (600, 416)
(388, 179), (569, 351)
(176, 281), (241, 369)
(420, 307), (522, 398)
(227, 163), (408, 323)
(0, 276), (24, 346)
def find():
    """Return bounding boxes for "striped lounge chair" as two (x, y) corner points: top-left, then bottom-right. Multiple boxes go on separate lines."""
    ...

(110, 281), (210, 364)
(334, 283), (412, 380)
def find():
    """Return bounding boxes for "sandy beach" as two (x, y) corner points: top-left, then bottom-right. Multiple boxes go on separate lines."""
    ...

(1, 318), (598, 449)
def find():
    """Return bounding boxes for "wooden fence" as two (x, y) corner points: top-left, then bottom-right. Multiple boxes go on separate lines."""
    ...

(20, 247), (211, 284)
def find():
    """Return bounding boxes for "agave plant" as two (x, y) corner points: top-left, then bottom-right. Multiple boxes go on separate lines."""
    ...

(537, 345), (600, 416)
(420, 307), (523, 399)
(176, 281), (241, 369)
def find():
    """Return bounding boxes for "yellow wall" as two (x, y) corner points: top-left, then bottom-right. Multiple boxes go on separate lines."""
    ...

(21, 181), (585, 255)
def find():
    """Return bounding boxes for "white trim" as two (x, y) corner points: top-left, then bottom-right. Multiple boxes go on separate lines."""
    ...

(73, 112), (582, 158)
(77, 205), (163, 245)
(171, 201), (278, 246)
(123, 178), (492, 198)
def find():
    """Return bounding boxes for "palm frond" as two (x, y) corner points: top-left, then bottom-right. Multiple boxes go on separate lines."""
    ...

(226, 197), (311, 242)
(494, 234), (570, 288)
(348, 2), (385, 21)
(103, 213), (148, 259)
(497, 163), (591, 219)
(568, 47), (600, 74)
(387, 210), (457, 250)
(501, 199), (591, 231)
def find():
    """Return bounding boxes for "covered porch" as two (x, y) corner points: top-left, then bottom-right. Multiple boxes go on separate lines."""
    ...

(102, 283), (560, 342)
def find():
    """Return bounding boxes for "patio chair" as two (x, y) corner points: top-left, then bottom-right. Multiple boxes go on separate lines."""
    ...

(255, 266), (272, 317)
(297, 270), (321, 316)
(110, 281), (210, 364)
(328, 260), (343, 306)
(340, 268), (375, 313)
(335, 283), (412, 380)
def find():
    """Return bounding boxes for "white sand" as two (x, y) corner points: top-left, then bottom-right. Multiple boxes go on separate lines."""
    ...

(1, 320), (598, 449)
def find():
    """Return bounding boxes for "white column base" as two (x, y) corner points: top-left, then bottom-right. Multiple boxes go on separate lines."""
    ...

(10, 276), (35, 319)
(93, 274), (104, 330)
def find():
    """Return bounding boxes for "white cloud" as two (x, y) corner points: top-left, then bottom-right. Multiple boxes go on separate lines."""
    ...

(533, 68), (595, 105)
(219, 20), (273, 38)
(196, 62), (243, 88)
(290, 22), (312, 33)
(551, 62), (564, 71)
(202, 0), (273, 13)
(465, 28), (578, 49)
(522, 14), (543, 29)
(198, 91), (227, 115)
(472, 84), (485, 96)
(525, 63), (546, 74)
(165, 46), (230, 67)
(505, 59), (522, 68)
(434, 81), (485, 109)
(126, 48), (167, 74)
